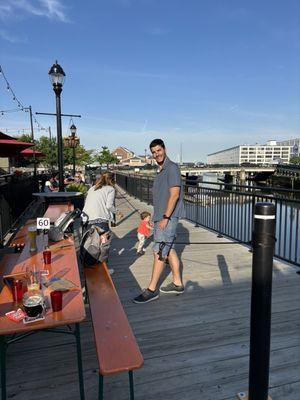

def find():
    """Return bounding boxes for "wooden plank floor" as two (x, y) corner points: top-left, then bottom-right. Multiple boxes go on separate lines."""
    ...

(3, 189), (300, 400)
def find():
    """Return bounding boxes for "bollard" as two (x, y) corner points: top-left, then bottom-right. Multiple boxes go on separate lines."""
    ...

(237, 202), (276, 400)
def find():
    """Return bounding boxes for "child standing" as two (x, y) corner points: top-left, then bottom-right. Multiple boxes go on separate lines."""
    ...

(137, 211), (152, 255)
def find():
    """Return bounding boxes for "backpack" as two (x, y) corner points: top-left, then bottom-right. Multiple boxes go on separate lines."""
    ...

(80, 225), (112, 267)
(48, 208), (82, 242)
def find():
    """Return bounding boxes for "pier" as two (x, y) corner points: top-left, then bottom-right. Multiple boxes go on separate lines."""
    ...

(1, 187), (299, 399)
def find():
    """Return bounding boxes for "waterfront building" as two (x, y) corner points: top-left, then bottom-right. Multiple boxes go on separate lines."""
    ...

(207, 140), (291, 165)
(112, 146), (134, 162)
(277, 138), (300, 157)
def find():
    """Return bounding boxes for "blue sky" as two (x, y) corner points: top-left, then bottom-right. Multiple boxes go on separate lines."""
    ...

(0, 0), (299, 162)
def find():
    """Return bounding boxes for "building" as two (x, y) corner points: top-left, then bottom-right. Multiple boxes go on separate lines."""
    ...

(119, 155), (146, 167)
(277, 138), (300, 157)
(207, 140), (291, 165)
(112, 147), (134, 162)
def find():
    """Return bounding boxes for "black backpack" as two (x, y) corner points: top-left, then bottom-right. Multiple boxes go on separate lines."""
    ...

(48, 209), (82, 242)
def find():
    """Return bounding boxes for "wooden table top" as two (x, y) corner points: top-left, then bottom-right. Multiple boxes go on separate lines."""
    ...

(0, 223), (85, 335)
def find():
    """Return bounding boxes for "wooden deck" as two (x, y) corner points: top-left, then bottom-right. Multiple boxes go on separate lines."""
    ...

(3, 189), (300, 399)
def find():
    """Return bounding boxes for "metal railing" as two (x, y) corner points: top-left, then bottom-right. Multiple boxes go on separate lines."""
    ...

(116, 173), (300, 267)
(0, 177), (35, 246)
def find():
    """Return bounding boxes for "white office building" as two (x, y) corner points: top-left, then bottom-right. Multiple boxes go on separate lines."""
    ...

(207, 140), (291, 165)
(277, 138), (300, 157)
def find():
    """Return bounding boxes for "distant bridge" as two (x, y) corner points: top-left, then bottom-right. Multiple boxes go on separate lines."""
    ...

(180, 166), (276, 176)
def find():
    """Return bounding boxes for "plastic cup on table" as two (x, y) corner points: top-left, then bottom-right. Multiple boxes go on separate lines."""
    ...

(50, 290), (63, 312)
(43, 248), (52, 264)
(12, 280), (23, 302)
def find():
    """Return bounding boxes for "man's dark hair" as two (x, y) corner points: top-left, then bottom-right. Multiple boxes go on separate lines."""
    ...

(149, 138), (165, 150)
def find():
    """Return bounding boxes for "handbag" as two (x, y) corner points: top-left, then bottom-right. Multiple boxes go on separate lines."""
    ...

(80, 225), (112, 267)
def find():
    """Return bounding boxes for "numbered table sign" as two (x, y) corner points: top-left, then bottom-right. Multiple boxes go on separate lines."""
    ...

(37, 218), (50, 230)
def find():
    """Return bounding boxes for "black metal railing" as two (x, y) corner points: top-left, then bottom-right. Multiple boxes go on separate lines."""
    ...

(0, 177), (35, 246)
(116, 172), (300, 267)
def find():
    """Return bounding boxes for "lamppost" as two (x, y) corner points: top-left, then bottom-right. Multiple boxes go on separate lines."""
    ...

(64, 123), (80, 176)
(48, 61), (65, 192)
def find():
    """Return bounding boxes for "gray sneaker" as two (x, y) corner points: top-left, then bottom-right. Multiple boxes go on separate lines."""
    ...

(159, 282), (184, 294)
(133, 289), (159, 304)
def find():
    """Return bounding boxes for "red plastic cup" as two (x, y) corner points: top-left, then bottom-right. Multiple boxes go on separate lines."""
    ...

(43, 249), (52, 264)
(50, 290), (63, 312)
(12, 280), (23, 302)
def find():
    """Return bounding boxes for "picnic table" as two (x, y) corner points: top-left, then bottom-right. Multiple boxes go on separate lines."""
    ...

(0, 205), (85, 400)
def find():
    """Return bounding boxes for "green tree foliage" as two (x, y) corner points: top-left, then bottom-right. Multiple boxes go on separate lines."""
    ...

(96, 146), (119, 169)
(13, 134), (34, 167)
(36, 136), (57, 168)
(16, 133), (33, 143)
(12, 134), (113, 172)
(290, 156), (300, 165)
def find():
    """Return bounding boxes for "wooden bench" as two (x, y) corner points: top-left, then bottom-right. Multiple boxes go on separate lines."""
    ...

(85, 261), (144, 400)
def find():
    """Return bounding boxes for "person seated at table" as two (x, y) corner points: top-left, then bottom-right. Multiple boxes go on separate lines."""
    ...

(64, 173), (74, 185)
(74, 171), (84, 184)
(44, 175), (59, 193)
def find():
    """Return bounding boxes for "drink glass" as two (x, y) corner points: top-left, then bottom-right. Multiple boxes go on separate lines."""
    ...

(26, 265), (41, 291)
(12, 280), (23, 302)
(22, 290), (44, 317)
(28, 225), (37, 252)
(50, 291), (63, 312)
(43, 248), (51, 264)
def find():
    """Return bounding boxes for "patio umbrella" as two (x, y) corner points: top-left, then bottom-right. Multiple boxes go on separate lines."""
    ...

(0, 131), (34, 157)
(0, 138), (34, 157)
(20, 148), (45, 157)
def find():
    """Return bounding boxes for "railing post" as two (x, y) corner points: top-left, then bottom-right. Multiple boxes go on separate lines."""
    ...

(147, 176), (150, 204)
(195, 186), (199, 227)
(217, 189), (223, 238)
(237, 202), (276, 400)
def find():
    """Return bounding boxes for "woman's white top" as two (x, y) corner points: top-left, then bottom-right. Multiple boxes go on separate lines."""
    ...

(83, 185), (116, 222)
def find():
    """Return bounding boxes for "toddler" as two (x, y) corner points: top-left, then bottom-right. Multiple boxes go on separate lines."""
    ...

(137, 211), (152, 255)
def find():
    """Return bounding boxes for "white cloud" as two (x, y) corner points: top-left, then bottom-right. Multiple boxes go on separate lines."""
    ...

(0, 0), (69, 23)
(0, 29), (26, 43)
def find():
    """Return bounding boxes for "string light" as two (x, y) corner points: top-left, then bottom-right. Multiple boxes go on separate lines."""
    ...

(0, 64), (46, 131)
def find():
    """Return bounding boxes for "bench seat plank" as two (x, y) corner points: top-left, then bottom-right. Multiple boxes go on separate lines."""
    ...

(85, 262), (144, 376)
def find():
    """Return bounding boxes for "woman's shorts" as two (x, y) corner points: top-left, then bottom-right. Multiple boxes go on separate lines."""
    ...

(152, 217), (178, 259)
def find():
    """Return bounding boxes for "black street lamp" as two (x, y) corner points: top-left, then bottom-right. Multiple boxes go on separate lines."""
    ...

(64, 123), (80, 176)
(48, 61), (66, 192)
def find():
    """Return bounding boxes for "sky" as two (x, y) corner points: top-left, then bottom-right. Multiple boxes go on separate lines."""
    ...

(0, 0), (299, 162)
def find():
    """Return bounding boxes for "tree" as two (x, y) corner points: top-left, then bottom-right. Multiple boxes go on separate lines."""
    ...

(96, 146), (119, 170)
(290, 156), (300, 165)
(36, 136), (57, 169)
(13, 134), (35, 168)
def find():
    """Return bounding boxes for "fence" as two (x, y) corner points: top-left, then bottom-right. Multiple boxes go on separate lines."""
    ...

(116, 173), (300, 267)
(0, 176), (35, 246)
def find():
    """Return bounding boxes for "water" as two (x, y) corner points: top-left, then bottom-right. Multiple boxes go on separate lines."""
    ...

(185, 178), (300, 266)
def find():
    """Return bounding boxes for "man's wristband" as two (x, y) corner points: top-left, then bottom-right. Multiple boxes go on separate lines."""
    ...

(163, 214), (171, 220)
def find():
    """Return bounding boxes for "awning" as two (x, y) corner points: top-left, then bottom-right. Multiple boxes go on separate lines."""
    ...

(0, 131), (35, 157)
(0, 139), (34, 157)
(20, 148), (45, 157)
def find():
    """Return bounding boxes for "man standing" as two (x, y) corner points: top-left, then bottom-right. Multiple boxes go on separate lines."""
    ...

(133, 139), (185, 304)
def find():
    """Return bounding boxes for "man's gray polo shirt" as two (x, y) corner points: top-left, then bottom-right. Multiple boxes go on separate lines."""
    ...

(152, 157), (185, 222)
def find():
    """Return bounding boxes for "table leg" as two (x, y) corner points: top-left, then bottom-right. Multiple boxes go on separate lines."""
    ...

(0, 336), (6, 400)
(75, 323), (85, 400)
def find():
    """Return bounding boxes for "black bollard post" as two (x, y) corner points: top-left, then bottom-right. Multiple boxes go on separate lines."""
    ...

(248, 202), (276, 400)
